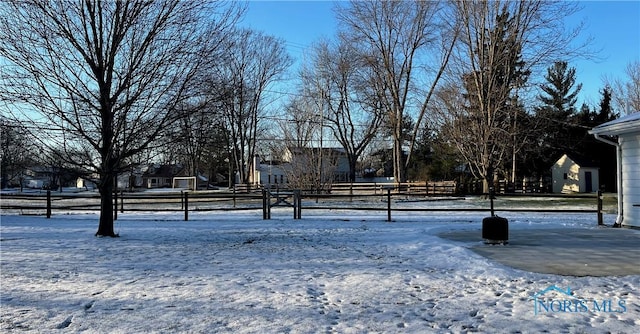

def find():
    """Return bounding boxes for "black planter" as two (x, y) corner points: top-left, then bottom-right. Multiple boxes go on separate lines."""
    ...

(482, 216), (508, 244)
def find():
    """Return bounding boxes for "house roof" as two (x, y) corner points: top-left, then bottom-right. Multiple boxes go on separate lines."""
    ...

(287, 147), (347, 155)
(589, 112), (640, 136)
(142, 164), (186, 178)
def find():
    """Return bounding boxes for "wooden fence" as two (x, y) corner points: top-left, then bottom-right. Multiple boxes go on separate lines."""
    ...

(328, 181), (457, 195)
(1, 189), (610, 226)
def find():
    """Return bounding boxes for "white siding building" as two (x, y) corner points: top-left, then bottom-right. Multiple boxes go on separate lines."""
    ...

(251, 158), (288, 186)
(589, 112), (640, 228)
(552, 154), (600, 193)
(250, 148), (351, 187)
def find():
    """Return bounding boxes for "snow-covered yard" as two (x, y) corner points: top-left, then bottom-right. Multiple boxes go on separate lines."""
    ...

(1, 208), (638, 333)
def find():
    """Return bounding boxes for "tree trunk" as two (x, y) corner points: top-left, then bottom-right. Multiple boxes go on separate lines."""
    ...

(482, 177), (490, 195)
(393, 136), (405, 183)
(348, 158), (357, 183)
(96, 173), (117, 237)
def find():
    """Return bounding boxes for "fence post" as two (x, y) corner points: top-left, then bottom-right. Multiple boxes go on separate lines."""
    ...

(597, 190), (603, 226)
(349, 183), (353, 202)
(184, 192), (189, 221)
(46, 190), (51, 218)
(297, 190), (302, 219)
(114, 190), (118, 221)
(292, 190), (296, 219)
(233, 186), (237, 208)
(262, 188), (271, 220)
(387, 188), (391, 222)
(489, 188), (495, 217)
(267, 189), (271, 219)
(262, 188), (268, 220)
(293, 190), (301, 219)
(120, 191), (124, 213)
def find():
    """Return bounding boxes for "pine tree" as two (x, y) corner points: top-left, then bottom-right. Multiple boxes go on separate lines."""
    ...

(595, 86), (618, 124)
(571, 87), (618, 192)
(592, 87), (618, 192)
(538, 62), (582, 117)
(532, 61), (583, 175)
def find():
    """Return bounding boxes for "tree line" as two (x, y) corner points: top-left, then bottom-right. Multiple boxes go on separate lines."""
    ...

(1, 1), (638, 236)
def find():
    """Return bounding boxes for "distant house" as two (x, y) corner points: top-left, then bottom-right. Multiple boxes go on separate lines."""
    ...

(142, 164), (189, 189)
(551, 154), (599, 193)
(283, 147), (350, 183)
(249, 148), (351, 187)
(22, 166), (78, 189)
(250, 155), (288, 186)
(22, 166), (54, 189)
(76, 176), (97, 190)
(589, 112), (640, 228)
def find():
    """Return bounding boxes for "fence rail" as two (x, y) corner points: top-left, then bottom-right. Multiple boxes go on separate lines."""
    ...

(1, 188), (611, 225)
(328, 181), (458, 195)
(242, 181), (458, 195)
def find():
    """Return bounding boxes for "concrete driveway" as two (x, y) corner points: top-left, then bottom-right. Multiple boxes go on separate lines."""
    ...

(438, 227), (640, 277)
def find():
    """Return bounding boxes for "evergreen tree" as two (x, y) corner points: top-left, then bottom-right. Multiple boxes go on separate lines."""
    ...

(592, 87), (618, 192)
(595, 86), (617, 124)
(408, 126), (461, 181)
(531, 61), (582, 175)
(570, 87), (618, 192)
(538, 61), (582, 117)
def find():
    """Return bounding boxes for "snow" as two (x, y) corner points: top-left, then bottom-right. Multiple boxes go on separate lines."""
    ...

(1, 207), (638, 333)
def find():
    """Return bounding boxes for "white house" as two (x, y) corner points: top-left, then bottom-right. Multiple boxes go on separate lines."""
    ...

(142, 164), (187, 189)
(589, 112), (640, 228)
(250, 148), (351, 187)
(250, 155), (289, 186)
(551, 154), (599, 193)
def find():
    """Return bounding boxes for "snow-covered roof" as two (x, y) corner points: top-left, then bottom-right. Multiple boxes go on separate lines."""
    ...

(589, 112), (640, 136)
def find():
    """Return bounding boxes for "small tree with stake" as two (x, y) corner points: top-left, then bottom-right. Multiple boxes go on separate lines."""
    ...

(481, 168), (509, 244)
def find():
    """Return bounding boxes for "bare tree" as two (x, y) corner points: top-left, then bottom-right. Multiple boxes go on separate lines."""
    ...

(166, 98), (228, 185)
(336, 1), (457, 183)
(0, 117), (35, 189)
(279, 95), (321, 149)
(606, 60), (640, 114)
(211, 28), (292, 185)
(436, 0), (587, 193)
(0, 0), (242, 236)
(274, 91), (337, 193)
(283, 147), (339, 194)
(303, 37), (385, 182)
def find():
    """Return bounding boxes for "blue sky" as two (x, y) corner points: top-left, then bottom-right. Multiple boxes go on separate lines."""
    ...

(569, 1), (640, 107)
(241, 1), (640, 110)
